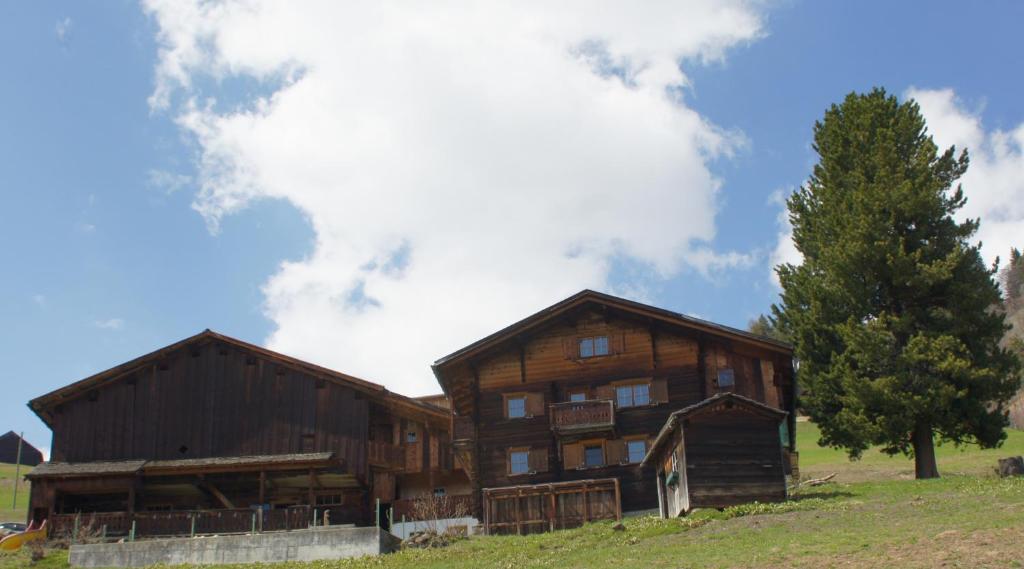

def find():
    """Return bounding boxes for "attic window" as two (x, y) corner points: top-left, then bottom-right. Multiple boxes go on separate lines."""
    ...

(579, 336), (610, 358)
(717, 369), (735, 389)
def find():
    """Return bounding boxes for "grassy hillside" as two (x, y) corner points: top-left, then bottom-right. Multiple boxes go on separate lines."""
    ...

(3, 426), (1024, 568)
(0, 463), (30, 524)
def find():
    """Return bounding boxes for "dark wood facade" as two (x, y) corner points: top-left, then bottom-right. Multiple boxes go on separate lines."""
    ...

(643, 393), (788, 517)
(432, 290), (796, 526)
(25, 330), (467, 534)
(0, 431), (43, 467)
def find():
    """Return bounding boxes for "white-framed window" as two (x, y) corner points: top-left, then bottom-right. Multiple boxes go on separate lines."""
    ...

(406, 431), (418, 443)
(583, 445), (604, 468)
(569, 392), (587, 402)
(507, 396), (526, 419)
(616, 383), (651, 407)
(433, 487), (446, 497)
(509, 450), (530, 475)
(626, 440), (647, 464)
(579, 336), (610, 358)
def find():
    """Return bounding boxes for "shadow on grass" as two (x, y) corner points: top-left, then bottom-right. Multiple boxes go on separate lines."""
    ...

(789, 489), (855, 501)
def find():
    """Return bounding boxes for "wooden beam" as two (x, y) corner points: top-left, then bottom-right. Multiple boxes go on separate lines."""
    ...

(197, 475), (235, 509)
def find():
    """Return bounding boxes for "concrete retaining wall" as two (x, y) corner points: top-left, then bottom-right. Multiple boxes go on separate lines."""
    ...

(69, 526), (401, 568)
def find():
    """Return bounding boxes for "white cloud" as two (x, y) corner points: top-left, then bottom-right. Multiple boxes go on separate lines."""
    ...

(147, 168), (192, 194)
(907, 87), (1024, 269)
(768, 188), (800, 286)
(144, 1), (767, 395)
(55, 17), (72, 43)
(94, 318), (125, 330)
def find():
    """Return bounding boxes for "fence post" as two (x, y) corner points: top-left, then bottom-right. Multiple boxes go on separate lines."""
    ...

(312, 508), (318, 528)
(251, 513), (256, 535)
(101, 525), (107, 541)
(72, 514), (80, 544)
(401, 515), (406, 540)
(375, 498), (380, 528)
(129, 520), (136, 542)
(190, 514), (196, 538)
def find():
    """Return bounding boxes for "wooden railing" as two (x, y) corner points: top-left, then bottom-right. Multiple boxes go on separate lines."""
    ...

(549, 399), (615, 435)
(483, 478), (621, 535)
(368, 441), (406, 470)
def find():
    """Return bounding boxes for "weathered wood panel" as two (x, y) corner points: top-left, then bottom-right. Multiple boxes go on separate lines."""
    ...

(49, 340), (369, 480)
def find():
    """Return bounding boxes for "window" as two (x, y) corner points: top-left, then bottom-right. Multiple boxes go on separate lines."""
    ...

(616, 383), (650, 407)
(717, 369), (735, 389)
(316, 494), (343, 506)
(406, 431), (418, 443)
(507, 396), (526, 419)
(579, 336), (610, 358)
(509, 450), (530, 475)
(569, 391), (587, 402)
(627, 440), (647, 464)
(433, 487), (446, 497)
(584, 445), (604, 468)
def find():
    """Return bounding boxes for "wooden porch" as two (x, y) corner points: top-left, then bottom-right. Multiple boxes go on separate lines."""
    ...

(482, 478), (621, 535)
(549, 400), (615, 436)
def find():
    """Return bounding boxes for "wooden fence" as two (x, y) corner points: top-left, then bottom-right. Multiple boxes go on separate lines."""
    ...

(482, 478), (621, 535)
(47, 505), (357, 540)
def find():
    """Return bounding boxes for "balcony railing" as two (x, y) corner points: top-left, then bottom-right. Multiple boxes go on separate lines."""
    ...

(549, 399), (615, 435)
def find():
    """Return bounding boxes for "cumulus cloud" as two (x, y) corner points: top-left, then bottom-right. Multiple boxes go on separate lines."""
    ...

(906, 87), (1024, 269)
(94, 318), (125, 330)
(144, 1), (767, 394)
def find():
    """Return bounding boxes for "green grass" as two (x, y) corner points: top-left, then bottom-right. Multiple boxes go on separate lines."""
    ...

(4, 427), (1024, 569)
(0, 463), (31, 525)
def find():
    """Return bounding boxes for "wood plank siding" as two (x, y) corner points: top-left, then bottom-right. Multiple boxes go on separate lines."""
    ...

(434, 291), (796, 524)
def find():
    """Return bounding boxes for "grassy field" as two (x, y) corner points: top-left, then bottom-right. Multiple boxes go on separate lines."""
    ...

(0, 463), (31, 525)
(3, 426), (1024, 569)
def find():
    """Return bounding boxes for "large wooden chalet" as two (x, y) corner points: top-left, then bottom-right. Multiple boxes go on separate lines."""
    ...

(25, 330), (469, 537)
(432, 290), (796, 534)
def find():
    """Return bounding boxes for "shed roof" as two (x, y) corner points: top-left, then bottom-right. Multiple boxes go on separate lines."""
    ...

(26, 452), (339, 479)
(640, 392), (788, 467)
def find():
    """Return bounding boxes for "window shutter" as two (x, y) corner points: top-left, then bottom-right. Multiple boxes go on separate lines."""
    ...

(526, 392), (545, 417)
(650, 379), (669, 404)
(529, 447), (549, 472)
(606, 439), (626, 465)
(610, 332), (625, 354)
(594, 384), (614, 402)
(563, 443), (582, 469)
(562, 338), (578, 361)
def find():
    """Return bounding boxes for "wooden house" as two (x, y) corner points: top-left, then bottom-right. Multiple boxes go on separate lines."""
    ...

(25, 330), (468, 536)
(641, 393), (788, 517)
(0, 431), (44, 467)
(432, 290), (796, 534)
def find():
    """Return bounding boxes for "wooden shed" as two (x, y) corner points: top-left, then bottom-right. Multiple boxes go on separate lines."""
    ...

(641, 393), (788, 517)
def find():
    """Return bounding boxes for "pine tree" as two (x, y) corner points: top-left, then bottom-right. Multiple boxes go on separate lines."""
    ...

(747, 314), (790, 343)
(772, 88), (1021, 479)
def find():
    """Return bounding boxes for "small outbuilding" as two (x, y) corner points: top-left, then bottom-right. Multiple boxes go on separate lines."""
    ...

(0, 431), (43, 467)
(641, 393), (788, 517)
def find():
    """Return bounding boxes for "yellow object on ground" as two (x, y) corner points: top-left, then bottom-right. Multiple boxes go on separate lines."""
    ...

(0, 521), (46, 552)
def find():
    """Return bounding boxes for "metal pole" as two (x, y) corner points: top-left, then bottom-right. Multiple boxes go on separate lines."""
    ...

(129, 520), (136, 542)
(375, 498), (380, 528)
(190, 515), (196, 538)
(251, 513), (256, 535)
(12, 432), (24, 509)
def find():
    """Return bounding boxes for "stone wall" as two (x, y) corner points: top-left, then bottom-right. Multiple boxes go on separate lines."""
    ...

(69, 527), (400, 568)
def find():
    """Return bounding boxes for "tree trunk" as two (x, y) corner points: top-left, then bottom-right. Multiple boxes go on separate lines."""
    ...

(912, 423), (940, 479)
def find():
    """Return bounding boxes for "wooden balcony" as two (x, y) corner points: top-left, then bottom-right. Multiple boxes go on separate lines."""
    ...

(549, 400), (615, 436)
(368, 441), (406, 471)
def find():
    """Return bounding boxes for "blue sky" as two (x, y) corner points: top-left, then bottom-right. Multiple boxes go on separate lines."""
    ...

(2, 1), (1022, 457)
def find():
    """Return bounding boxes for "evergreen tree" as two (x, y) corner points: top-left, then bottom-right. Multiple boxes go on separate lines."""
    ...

(772, 88), (1021, 479)
(747, 314), (790, 343)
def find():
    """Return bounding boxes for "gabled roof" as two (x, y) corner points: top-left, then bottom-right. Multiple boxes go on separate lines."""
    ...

(431, 290), (792, 411)
(28, 329), (448, 428)
(434, 290), (790, 370)
(640, 392), (788, 467)
(26, 452), (339, 479)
